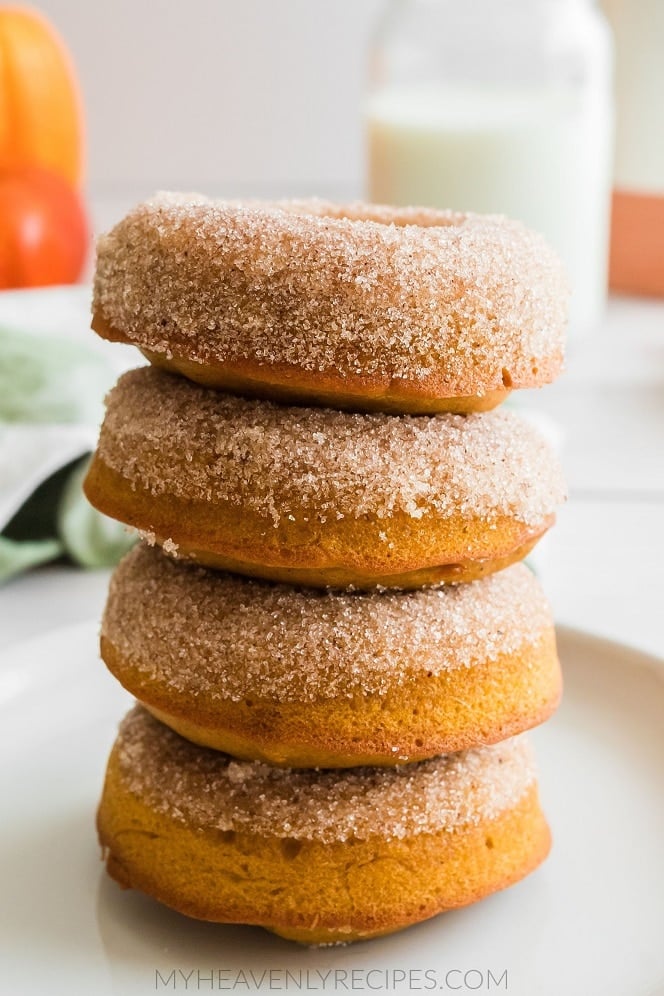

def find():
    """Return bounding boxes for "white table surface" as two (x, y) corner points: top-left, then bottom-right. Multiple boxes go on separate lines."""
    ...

(0, 295), (663, 660)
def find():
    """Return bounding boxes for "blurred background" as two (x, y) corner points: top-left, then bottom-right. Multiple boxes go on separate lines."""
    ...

(4, 0), (662, 304)
(31, 0), (385, 224)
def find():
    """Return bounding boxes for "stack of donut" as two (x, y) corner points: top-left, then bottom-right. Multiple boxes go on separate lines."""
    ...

(86, 195), (567, 945)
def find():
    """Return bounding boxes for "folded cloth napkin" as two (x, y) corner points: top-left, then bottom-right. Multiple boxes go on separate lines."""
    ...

(0, 289), (136, 583)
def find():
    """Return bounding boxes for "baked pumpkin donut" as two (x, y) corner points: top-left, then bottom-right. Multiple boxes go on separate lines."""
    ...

(98, 707), (550, 945)
(101, 544), (561, 766)
(92, 194), (567, 415)
(83, 367), (566, 590)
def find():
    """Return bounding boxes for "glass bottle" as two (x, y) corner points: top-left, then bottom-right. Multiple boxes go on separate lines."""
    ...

(366, 0), (614, 334)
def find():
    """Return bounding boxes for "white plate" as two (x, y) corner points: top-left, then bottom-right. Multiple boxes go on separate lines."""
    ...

(1, 623), (663, 996)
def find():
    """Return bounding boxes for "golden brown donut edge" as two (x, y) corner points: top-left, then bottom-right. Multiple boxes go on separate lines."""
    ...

(92, 311), (542, 415)
(100, 631), (561, 768)
(83, 455), (554, 590)
(97, 750), (550, 945)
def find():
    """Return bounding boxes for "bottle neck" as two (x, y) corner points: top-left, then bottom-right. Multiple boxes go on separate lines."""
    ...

(372, 0), (610, 93)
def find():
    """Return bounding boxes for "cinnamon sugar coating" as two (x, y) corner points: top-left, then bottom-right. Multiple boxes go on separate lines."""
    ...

(104, 545), (553, 703)
(115, 707), (536, 842)
(93, 194), (567, 398)
(96, 367), (566, 527)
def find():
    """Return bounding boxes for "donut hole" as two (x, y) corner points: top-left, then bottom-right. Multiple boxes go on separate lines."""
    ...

(284, 201), (462, 231)
(280, 838), (303, 861)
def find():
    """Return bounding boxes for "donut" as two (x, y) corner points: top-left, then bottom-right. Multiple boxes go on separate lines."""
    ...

(83, 367), (566, 590)
(91, 194), (568, 415)
(97, 707), (550, 944)
(101, 544), (561, 766)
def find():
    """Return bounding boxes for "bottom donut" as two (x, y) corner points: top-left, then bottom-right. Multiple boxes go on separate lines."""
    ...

(97, 707), (551, 945)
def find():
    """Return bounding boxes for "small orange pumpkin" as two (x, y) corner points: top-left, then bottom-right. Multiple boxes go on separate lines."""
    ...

(0, 6), (84, 185)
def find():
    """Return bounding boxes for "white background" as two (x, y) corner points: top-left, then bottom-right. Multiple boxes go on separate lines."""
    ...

(38, 0), (383, 223)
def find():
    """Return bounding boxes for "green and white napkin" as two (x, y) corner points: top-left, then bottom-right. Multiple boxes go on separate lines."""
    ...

(0, 289), (137, 583)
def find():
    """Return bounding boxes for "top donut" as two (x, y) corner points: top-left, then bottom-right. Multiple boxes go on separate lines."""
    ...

(93, 194), (568, 414)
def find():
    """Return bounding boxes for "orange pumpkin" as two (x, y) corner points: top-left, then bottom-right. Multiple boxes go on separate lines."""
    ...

(0, 6), (83, 185)
(0, 166), (88, 287)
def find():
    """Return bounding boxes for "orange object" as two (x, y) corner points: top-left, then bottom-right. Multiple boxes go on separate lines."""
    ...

(0, 6), (83, 185)
(609, 191), (664, 298)
(0, 166), (88, 287)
